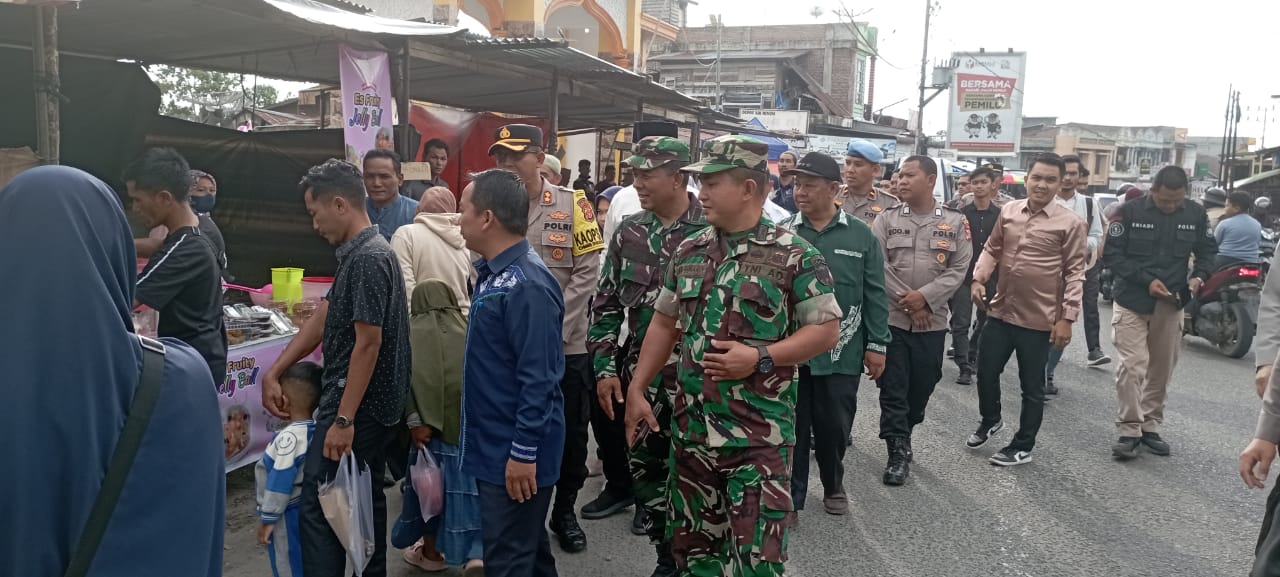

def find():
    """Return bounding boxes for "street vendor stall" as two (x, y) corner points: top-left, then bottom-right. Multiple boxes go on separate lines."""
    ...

(221, 330), (321, 472)
(133, 276), (328, 472)
(218, 274), (327, 472)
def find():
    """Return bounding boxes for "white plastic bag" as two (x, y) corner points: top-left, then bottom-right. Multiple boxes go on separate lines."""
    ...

(318, 452), (376, 576)
(410, 446), (444, 522)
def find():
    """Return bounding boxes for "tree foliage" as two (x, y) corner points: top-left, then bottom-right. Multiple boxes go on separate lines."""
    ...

(148, 65), (280, 124)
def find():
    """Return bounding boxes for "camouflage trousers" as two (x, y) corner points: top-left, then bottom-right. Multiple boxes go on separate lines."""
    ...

(628, 363), (678, 544)
(666, 442), (794, 577)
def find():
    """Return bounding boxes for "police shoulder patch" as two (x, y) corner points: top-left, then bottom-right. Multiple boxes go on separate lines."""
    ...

(571, 188), (605, 256)
(1108, 221), (1124, 237)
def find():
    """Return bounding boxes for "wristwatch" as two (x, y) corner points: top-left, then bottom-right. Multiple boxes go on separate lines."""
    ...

(755, 346), (774, 374)
(335, 415), (354, 428)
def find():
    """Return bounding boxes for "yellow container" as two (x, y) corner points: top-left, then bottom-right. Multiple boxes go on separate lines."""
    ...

(270, 267), (304, 310)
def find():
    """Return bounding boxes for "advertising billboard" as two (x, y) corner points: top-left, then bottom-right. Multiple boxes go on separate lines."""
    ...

(806, 134), (898, 162)
(947, 51), (1027, 156)
(739, 109), (809, 148)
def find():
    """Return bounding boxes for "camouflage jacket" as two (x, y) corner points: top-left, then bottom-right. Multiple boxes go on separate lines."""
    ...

(652, 216), (842, 448)
(588, 194), (707, 382)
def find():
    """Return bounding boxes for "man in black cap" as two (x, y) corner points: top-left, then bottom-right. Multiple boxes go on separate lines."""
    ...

(490, 123), (604, 553)
(779, 152), (890, 514)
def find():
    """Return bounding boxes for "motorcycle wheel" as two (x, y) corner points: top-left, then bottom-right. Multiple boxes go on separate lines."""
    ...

(1218, 302), (1255, 359)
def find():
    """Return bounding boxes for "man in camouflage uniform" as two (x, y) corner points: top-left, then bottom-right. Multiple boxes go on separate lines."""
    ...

(870, 155), (972, 486)
(588, 136), (706, 577)
(491, 123), (603, 553)
(835, 139), (897, 226)
(624, 135), (841, 577)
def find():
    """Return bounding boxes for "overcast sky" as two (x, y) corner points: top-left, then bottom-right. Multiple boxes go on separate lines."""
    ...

(687, 0), (1280, 142)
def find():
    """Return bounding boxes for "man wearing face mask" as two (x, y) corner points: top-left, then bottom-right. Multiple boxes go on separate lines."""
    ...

(135, 169), (228, 279)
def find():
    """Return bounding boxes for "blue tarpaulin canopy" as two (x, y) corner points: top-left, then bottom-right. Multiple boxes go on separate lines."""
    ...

(702, 118), (790, 161)
(745, 118), (791, 161)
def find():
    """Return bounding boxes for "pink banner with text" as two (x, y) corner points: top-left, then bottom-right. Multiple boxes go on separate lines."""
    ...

(221, 335), (322, 472)
(339, 43), (394, 166)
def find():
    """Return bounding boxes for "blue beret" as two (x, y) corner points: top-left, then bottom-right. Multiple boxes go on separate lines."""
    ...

(845, 139), (885, 163)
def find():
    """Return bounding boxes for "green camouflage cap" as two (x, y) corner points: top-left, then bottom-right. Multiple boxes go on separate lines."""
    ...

(626, 136), (691, 170)
(681, 135), (769, 175)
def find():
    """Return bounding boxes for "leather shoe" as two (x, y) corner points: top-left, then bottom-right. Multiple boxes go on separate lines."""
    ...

(549, 511), (587, 553)
(822, 492), (849, 515)
(1141, 432), (1171, 456)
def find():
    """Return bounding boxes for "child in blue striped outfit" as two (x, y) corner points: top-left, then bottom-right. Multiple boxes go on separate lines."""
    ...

(255, 361), (321, 577)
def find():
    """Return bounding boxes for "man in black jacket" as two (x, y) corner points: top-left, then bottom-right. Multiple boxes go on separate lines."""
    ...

(1102, 166), (1216, 459)
(948, 166), (1002, 385)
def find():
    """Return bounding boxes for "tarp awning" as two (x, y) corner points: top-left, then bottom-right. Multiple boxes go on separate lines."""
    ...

(744, 118), (790, 160)
(0, 0), (712, 131)
(0, 0), (462, 82)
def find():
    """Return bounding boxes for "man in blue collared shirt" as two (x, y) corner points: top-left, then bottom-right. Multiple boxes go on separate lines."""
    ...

(459, 168), (565, 577)
(363, 149), (418, 240)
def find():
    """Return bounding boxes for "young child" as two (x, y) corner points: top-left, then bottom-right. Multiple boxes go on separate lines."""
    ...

(255, 361), (321, 577)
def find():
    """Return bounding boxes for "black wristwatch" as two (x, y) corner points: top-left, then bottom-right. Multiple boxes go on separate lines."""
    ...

(755, 346), (774, 374)
(335, 415), (354, 428)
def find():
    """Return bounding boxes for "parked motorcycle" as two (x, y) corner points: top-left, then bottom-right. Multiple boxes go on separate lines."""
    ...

(1184, 262), (1265, 358)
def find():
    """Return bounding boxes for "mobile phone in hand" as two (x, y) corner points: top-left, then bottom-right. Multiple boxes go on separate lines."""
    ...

(630, 420), (652, 448)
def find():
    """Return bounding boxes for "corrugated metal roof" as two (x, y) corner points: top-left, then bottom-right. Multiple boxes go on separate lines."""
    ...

(262, 0), (457, 36)
(0, 0), (708, 131)
(650, 49), (810, 62)
(461, 36), (642, 78)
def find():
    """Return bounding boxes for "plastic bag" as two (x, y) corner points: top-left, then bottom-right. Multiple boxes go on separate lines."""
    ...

(318, 452), (376, 576)
(410, 446), (444, 522)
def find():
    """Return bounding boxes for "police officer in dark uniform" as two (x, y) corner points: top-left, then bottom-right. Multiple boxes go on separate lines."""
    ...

(1103, 165), (1216, 459)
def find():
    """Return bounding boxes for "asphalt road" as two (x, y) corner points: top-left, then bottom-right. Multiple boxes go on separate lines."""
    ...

(223, 304), (1271, 577)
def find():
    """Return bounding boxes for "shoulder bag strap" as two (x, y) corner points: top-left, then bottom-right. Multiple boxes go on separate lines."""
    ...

(64, 336), (167, 577)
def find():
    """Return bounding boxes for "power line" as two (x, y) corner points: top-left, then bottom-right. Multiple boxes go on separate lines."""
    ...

(833, 2), (903, 70)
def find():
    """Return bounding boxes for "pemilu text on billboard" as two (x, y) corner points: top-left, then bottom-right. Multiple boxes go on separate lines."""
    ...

(947, 51), (1027, 156)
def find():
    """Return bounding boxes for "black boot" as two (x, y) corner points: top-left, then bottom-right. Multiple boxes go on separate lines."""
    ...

(882, 438), (910, 486)
(649, 542), (679, 577)
(549, 492), (588, 553)
(631, 505), (649, 536)
(904, 436), (914, 463)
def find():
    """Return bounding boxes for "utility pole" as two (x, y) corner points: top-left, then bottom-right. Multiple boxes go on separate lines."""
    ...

(714, 14), (722, 111)
(914, 0), (932, 155)
(1219, 84), (1232, 187)
(32, 4), (61, 165)
(1228, 90), (1241, 192)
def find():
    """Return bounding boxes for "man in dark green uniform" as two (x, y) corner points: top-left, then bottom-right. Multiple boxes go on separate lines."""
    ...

(589, 136), (705, 577)
(777, 152), (891, 516)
